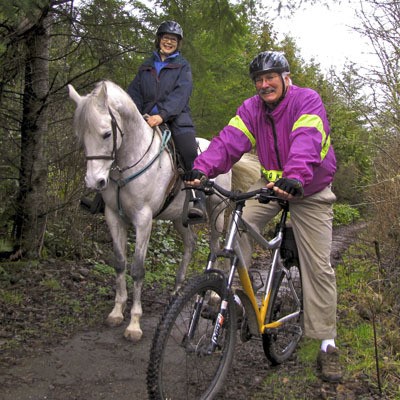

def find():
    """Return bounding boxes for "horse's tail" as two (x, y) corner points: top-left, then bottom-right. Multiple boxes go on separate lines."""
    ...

(231, 152), (261, 192)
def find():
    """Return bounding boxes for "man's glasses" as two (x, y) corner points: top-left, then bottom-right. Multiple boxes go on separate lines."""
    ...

(255, 73), (280, 84)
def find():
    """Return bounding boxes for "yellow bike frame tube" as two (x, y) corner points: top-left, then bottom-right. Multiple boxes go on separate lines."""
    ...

(237, 266), (280, 333)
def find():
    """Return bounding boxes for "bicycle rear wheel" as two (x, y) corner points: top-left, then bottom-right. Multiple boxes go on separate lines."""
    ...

(147, 273), (237, 400)
(262, 262), (303, 365)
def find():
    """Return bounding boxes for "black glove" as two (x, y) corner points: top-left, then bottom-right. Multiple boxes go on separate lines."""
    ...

(274, 178), (304, 197)
(183, 169), (206, 182)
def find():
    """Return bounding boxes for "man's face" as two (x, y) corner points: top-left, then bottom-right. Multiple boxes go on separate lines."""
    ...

(255, 72), (289, 104)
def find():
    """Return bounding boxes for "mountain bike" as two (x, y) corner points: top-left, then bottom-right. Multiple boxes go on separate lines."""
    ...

(147, 180), (303, 400)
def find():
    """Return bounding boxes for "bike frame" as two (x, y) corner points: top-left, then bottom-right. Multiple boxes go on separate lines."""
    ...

(205, 198), (302, 339)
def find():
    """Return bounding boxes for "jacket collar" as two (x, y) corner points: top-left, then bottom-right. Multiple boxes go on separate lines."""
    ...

(153, 51), (180, 62)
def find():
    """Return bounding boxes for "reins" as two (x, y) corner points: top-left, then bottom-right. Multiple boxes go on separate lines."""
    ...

(112, 126), (171, 188)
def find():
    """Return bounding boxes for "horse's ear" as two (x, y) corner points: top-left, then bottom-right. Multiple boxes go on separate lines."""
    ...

(96, 82), (109, 110)
(68, 84), (81, 105)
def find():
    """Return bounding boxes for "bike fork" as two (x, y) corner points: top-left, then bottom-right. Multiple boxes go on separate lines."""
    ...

(186, 294), (205, 340)
(209, 299), (229, 353)
(208, 256), (238, 352)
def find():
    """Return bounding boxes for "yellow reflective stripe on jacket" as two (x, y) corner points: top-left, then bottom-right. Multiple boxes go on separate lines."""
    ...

(261, 168), (282, 182)
(228, 115), (256, 147)
(292, 114), (331, 160)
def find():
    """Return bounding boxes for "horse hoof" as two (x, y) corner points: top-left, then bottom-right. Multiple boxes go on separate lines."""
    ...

(124, 328), (143, 343)
(106, 315), (124, 327)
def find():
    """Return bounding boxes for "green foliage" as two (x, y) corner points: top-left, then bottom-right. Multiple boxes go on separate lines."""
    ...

(335, 239), (400, 398)
(91, 262), (115, 277)
(0, 289), (23, 306)
(187, 227), (210, 274)
(40, 278), (61, 290)
(324, 64), (374, 204)
(253, 232), (400, 399)
(91, 261), (133, 288)
(0, 0), (374, 262)
(254, 364), (318, 399)
(159, 0), (254, 137)
(333, 203), (361, 227)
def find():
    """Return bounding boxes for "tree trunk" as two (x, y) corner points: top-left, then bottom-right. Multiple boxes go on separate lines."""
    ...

(14, 17), (50, 258)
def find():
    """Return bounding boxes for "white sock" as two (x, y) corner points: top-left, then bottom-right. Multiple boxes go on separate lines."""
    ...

(321, 339), (336, 352)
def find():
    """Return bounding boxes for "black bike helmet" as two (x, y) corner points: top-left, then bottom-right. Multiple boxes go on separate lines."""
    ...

(249, 51), (290, 80)
(156, 21), (183, 40)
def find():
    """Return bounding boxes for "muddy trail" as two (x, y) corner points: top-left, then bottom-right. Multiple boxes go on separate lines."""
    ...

(0, 223), (377, 400)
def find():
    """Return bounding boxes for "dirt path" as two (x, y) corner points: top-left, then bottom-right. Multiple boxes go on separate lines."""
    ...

(1, 319), (156, 400)
(0, 223), (370, 400)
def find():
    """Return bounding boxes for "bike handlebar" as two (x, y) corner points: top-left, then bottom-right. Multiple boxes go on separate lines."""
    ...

(191, 179), (281, 204)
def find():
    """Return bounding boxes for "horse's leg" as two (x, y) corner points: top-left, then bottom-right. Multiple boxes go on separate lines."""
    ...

(209, 209), (225, 255)
(105, 211), (129, 327)
(124, 215), (153, 342)
(207, 195), (231, 272)
(172, 220), (196, 293)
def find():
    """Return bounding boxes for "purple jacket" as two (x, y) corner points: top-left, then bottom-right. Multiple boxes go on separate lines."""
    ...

(194, 84), (336, 196)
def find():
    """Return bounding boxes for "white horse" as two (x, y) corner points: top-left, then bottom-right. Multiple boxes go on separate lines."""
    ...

(68, 80), (259, 342)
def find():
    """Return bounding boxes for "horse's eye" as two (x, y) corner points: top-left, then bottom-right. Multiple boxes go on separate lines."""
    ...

(103, 131), (112, 140)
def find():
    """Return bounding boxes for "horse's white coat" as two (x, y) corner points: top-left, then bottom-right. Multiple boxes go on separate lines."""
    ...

(68, 81), (261, 342)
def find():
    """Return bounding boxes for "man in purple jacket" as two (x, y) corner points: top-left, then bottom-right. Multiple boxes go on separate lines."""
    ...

(184, 51), (342, 382)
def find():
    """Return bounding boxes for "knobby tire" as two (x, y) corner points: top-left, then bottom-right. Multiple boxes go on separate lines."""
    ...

(262, 263), (303, 365)
(147, 273), (237, 400)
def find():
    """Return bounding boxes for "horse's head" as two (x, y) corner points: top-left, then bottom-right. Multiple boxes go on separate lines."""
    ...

(68, 81), (124, 191)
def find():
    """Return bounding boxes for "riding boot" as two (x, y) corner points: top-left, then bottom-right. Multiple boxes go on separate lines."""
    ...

(80, 192), (105, 214)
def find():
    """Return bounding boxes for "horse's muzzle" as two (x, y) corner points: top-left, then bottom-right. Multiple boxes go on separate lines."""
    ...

(85, 175), (109, 191)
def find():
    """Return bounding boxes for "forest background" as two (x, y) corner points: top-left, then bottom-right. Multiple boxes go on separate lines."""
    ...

(0, 0), (399, 396)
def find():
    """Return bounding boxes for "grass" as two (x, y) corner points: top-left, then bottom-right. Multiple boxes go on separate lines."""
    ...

(335, 239), (400, 398)
(250, 226), (400, 399)
(0, 289), (23, 305)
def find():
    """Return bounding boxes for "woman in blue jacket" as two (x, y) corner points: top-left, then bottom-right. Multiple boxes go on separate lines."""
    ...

(127, 21), (205, 222)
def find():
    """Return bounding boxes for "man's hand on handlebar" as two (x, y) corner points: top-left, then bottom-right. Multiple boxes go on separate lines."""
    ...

(183, 169), (207, 187)
(267, 178), (304, 200)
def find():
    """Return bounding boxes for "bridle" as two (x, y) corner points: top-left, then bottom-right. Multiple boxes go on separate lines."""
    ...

(85, 106), (171, 190)
(85, 107), (124, 162)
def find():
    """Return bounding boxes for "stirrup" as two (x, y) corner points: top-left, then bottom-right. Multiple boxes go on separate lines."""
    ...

(182, 189), (207, 226)
(186, 204), (207, 225)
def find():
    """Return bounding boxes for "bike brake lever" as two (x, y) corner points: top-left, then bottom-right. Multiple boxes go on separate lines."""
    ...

(258, 187), (275, 203)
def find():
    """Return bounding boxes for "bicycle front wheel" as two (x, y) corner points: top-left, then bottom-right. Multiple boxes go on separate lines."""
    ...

(262, 263), (303, 365)
(147, 273), (237, 400)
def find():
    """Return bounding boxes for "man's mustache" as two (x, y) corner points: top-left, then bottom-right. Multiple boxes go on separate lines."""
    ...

(259, 88), (275, 95)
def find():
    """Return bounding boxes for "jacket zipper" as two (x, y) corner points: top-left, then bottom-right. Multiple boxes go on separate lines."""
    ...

(266, 113), (282, 170)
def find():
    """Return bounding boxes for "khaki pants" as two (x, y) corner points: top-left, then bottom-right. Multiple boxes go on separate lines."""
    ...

(239, 178), (337, 339)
